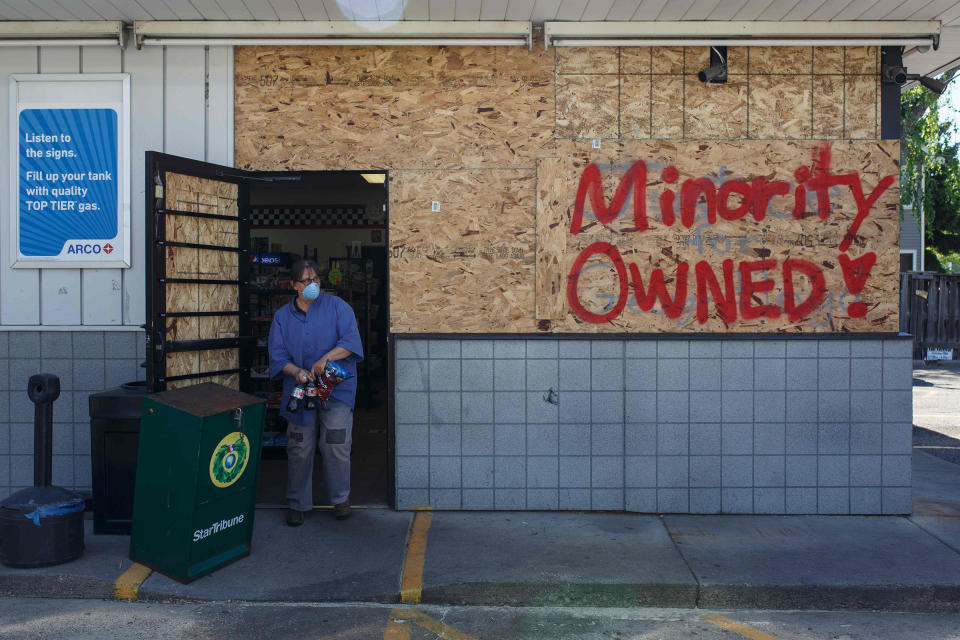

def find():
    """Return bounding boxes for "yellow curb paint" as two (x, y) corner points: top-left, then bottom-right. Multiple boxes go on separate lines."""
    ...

(400, 510), (432, 604)
(701, 614), (784, 640)
(383, 608), (411, 640)
(114, 563), (152, 601)
(407, 608), (479, 640)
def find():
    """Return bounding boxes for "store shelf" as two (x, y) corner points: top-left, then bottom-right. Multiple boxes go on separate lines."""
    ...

(251, 288), (296, 296)
(328, 256), (384, 401)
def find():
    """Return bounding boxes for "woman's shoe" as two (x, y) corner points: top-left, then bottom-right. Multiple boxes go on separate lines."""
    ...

(332, 501), (351, 520)
(286, 509), (304, 526)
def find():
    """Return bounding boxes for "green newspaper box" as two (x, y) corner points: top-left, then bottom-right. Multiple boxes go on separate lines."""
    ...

(130, 383), (265, 583)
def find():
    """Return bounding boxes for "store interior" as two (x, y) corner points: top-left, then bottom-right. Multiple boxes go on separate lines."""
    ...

(243, 171), (389, 507)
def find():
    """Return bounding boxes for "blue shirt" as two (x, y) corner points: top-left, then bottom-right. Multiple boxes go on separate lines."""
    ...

(268, 294), (364, 422)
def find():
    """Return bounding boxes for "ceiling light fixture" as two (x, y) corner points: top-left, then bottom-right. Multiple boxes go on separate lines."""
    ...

(0, 21), (125, 47)
(545, 21), (940, 50)
(134, 21), (532, 49)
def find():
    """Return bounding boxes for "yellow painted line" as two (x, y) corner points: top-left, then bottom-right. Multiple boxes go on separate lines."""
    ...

(383, 608), (411, 640)
(114, 563), (152, 601)
(407, 608), (479, 640)
(400, 510), (433, 604)
(702, 614), (784, 640)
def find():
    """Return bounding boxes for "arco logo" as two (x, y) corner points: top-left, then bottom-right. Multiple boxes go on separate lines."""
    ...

(64, 243), (116, 255)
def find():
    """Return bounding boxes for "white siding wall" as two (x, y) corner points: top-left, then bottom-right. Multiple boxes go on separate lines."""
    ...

(900, 204), (924, 270)
(0, 43), (234, 329)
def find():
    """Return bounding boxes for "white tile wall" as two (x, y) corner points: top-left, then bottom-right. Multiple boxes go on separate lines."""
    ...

(395, 337), (915, 514)
(0, 330), (144, 500)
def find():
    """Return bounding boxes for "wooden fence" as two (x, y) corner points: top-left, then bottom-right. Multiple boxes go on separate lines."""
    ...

(900, 272), (960, 359)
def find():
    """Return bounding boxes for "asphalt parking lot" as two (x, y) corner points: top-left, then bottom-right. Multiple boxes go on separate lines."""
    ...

(913, 363), (960, 465)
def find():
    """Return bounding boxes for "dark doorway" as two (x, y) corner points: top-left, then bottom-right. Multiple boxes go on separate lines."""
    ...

(244, 171), (389, 508)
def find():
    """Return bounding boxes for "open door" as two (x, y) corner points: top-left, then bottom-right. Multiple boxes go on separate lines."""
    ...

(144, 152), (251, 393)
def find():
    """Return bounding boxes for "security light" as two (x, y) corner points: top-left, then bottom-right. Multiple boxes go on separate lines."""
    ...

(698, 46), (728, 84)
(883, 64), (948, 95)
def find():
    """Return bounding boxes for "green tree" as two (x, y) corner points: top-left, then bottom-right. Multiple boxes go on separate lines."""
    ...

(900, 69), (960, 271)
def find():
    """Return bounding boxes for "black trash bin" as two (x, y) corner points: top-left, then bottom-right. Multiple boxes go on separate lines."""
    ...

(89, 381), (146, 535)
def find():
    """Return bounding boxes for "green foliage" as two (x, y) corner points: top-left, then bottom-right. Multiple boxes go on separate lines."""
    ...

(900, 69), (960, 271)
(925, 247), (960, 272)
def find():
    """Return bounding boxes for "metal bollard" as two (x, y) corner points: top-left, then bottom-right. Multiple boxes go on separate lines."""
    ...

(0, 373), (84, 568)
(28, 373), (60, 488)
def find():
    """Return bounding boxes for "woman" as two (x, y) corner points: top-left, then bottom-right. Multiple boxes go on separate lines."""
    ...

(268, 259), (364, 527)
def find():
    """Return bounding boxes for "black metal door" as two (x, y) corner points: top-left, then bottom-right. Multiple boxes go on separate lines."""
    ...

(145, 152), (252, 393)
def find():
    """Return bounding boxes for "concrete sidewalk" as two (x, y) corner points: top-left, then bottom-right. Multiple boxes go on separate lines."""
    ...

(1, 449), (959, 612)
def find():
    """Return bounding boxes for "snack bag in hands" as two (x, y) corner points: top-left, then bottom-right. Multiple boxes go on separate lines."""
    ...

(316, 361), (352, 406)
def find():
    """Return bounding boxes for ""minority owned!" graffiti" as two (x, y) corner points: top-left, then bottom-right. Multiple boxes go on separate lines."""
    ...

(536, 141), (900, 333)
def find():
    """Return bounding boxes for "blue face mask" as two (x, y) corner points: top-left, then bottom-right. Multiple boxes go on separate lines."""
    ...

(303, 282), (320, 300)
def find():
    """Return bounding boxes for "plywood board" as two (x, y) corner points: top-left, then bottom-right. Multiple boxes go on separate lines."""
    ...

(535, 158), (570, 322)
(535, 140), (899, 333)
(813, 76), (844, 138)
(162, 172), (241, 384)
(556, 47), (617, 75)
(650, 76), (684, 138)
(749, 75), (812, 139)
(165, 349), (239, 391)
(556, 75), (619, 139)
(620, 47), (651, 75)
(165, 283), (199, 342)
(236, 44), (890, 335)
(234, 45), (554, 170)
(620, 75), (652, 139)
(846, 76), (878, 139)
(814, 47), (844, 75)
(199, 315), (239, 340)
(652, 46), (683, 74)
(166, 351), (199, 382)
(845, 46), (878, 75)
(751, 46), (812, 75)
(164, 173), (240, 284)
(389, 169), (536, 333)
(236, 44), (882, 174)
(199, 284), (239, 313)
(199, 347), (239, 373)
(684, 75), (748, 139)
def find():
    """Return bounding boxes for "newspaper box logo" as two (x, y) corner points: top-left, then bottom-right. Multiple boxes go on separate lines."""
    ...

(103, 243), (114, 254)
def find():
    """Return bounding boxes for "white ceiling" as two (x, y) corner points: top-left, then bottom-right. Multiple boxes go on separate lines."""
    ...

(1, 0), (958, 75)
(0, 0), (957, 24)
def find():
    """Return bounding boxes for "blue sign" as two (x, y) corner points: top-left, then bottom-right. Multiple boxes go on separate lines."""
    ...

(18, 108), (118, 258)
(250, 252), (291, 266)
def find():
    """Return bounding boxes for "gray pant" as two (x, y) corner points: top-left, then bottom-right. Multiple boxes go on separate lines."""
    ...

(286, 398), (353, 511)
